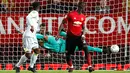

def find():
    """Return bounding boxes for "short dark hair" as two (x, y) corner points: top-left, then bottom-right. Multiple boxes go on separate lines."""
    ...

(45, 32), (51, 35)
(40, 23), (46, 27)
(32, 2), (40, 10)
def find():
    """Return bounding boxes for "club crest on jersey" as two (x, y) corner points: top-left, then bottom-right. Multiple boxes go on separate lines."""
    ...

(81, 18), (84, 21)
(73, 21), (82, 26)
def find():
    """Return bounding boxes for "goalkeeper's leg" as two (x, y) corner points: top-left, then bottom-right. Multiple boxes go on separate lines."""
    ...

(75, 45), (102, 52)
(87, 45), (111, 54)
(76, 45), (111, 54)
(87, 45), (102, 52)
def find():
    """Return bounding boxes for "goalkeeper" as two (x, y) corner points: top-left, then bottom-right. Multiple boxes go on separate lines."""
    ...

(36, 30), (106, 54)
(17, 24), (104, 53)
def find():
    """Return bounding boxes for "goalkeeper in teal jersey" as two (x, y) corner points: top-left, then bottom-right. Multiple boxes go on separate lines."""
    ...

(17, 23), (110, 54)
(36, 31), (104, 53)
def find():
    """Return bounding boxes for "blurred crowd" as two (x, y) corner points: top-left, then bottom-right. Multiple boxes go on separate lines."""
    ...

(0, 0), (125, 13)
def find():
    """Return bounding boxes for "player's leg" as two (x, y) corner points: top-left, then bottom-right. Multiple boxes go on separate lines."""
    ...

(15, 53), (31, 73)
(88, 46), (112, 54)
(29, 49), (39, 69)
(87, 45), (112, 54)
(28, 50), (39, 73)
(28, 37), (39, 73)
(66, 35), (76, 73)
(83, 47), (94, 72)
(76, 45), (111, 54)
(87, 45), (103, 52)
(78, 38), (94, 73)
(75, 45), (103, 53)
(15, 37), (32, 73)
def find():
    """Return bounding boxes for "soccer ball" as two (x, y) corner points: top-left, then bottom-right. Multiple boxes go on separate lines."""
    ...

(110, 45), (119, 53)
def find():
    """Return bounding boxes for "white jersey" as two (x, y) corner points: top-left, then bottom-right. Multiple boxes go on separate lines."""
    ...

(23, 10), (40, 38)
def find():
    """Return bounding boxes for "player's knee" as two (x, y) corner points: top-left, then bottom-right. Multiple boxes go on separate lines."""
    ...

(33, 48), (40, 54)
(25, 53), (31, 59)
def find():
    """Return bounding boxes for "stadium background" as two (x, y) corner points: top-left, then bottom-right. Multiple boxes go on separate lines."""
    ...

(0, 0), (130, 71)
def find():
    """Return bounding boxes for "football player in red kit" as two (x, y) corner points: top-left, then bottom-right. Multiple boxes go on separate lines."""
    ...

(59, 1), (94, 73)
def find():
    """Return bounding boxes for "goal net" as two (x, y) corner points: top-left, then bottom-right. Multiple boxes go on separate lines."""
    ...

(0, 0), (130, 70)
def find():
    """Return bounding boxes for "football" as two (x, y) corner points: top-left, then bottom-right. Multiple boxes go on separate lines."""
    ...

(110, 45), (120, 53)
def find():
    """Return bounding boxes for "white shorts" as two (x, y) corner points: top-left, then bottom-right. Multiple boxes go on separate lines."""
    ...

(22, 37), (39, 53)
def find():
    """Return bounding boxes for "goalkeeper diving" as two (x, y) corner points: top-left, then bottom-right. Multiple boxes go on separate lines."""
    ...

(17, 23), (111, 55)
(37, 31), (104, 53)
(36, 30), (112, 54)
(17, 23), (112, 73)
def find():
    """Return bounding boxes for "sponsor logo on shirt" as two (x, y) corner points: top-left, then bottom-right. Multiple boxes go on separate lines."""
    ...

(73, 21), (82, 26)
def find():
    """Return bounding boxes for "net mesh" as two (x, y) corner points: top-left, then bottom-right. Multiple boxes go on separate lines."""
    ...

(0, 0), (130, 70)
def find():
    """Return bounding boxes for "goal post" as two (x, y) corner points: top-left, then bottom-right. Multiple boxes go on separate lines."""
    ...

(125, 0), (128, 57)
(0, 0), (130, 70)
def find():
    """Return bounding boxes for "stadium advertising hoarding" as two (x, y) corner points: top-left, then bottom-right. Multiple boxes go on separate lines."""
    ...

(0, 13), (130, 45)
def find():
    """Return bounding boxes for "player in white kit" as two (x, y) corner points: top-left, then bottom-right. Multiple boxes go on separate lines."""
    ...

(15, 2), (40, 73)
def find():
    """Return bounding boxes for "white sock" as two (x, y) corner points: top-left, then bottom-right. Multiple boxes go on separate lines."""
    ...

(88, 65), (92, 68)
(30, 53), (38, 68)
(70, 65), (73, 68)
(16, 55), (28, 67)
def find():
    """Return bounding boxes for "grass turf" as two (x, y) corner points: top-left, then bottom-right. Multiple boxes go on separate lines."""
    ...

(0, 70), (129, 73)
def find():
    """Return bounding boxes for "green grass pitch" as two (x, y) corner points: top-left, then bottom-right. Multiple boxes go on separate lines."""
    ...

(0, 70), (129, 73)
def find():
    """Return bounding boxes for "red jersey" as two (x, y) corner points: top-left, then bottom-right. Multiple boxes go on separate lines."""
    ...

(64, 11), (86, 36)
